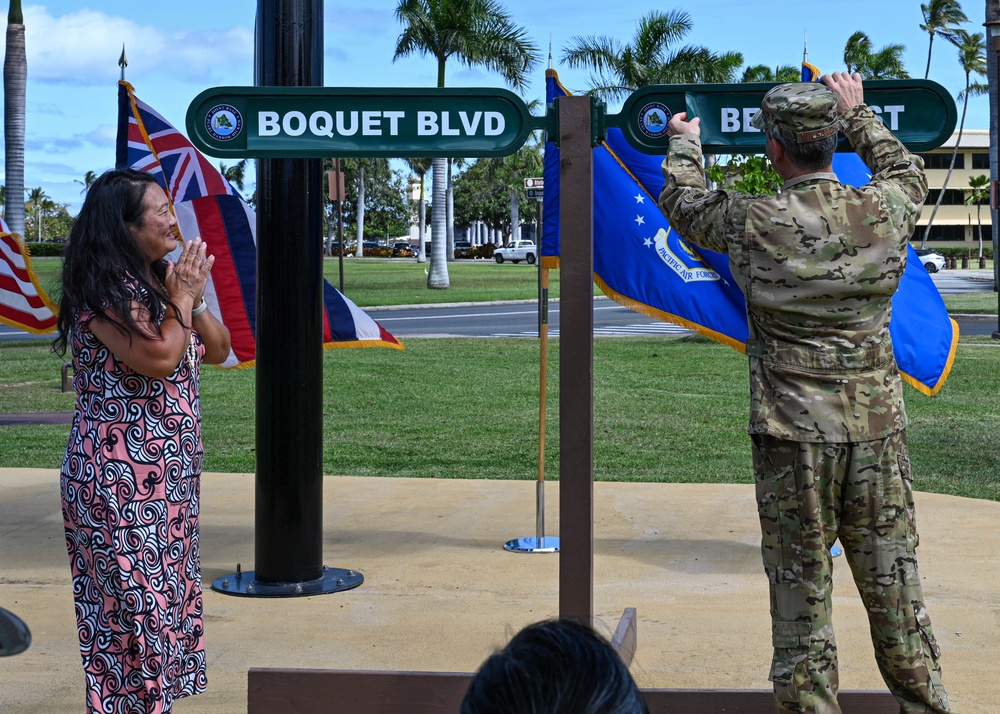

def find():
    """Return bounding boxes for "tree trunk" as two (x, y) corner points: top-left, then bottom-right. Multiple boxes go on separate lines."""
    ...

(427, 157), (449, 288)
(416, 174), (427, 263)
(4, 8), (26, 239)
(921, 77), (970, 248)
(355, 161), (366, 255)
(509, 191), (519, 244)
(924, 34), (934, 80)
(977, 203), (983, 258)
(446, 159), (455, 261)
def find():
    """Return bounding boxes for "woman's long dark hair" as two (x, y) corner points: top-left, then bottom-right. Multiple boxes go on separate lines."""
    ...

(53, 168), (176, 355)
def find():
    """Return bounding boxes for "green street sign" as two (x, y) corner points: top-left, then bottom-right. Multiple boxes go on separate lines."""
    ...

(611, 79), (958, 154)
(186, 86), (545, 158)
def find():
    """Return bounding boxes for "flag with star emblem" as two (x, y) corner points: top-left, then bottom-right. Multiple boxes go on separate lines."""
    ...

(542, 69), (957, 396)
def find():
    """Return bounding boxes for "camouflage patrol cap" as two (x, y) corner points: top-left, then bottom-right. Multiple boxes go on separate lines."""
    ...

(750, 83), (842, 143)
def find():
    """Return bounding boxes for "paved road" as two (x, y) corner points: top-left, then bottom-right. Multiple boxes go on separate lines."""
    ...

(3, 271), (996, 342)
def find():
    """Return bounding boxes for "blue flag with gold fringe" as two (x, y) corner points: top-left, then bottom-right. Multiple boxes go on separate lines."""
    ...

(541, 69), (957, 396)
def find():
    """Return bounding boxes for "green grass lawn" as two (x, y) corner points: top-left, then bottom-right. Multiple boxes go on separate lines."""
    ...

(29, 256), (603, 308)
(3, 335), (998, 501)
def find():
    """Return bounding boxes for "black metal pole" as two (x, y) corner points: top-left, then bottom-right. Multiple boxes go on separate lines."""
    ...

(213, 0), (361, 597)
(990, 18), (1000, 338)
(254, 0), (325, 587)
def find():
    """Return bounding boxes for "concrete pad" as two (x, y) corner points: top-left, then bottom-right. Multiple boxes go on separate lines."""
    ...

(1, 468), (996, 713)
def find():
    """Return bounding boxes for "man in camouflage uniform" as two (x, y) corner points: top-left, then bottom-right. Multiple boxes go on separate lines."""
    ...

(658, 72), (952, 713)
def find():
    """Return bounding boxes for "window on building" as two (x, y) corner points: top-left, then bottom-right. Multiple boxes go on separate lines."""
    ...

(917, 153), (965, 169)
(972, 152), (990, 170)
(925, 225), (966, 241)
(925, 189), (967, 205)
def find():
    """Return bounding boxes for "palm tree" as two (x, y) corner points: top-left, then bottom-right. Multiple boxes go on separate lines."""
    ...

(921, 30), (987, 247)
(920, 0), (968, 79)
(843, 31), (909, 78)
(394, 0), (540, 289)
(966, 174), (989, 259)
(561, 10), (742, 104)
(26, 186), (49, 242)
(406, 158), (432, 262)
(218, 159), (248, 193)
(740, 64), (800, 83)
(4, 0), (26, 239)
(0, 184), (5, 220)
(75, 170), (98, 195)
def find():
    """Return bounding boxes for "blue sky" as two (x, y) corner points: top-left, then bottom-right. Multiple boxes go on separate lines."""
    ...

(1, 0), (990, 213)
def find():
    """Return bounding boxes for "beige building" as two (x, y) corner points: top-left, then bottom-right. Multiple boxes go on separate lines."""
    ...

(914, 129), (992, 252)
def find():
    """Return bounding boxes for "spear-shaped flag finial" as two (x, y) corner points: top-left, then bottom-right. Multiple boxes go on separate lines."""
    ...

(119, 44), (128, 81)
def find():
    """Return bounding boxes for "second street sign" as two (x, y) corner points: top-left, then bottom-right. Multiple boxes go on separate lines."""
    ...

(612, 79), (958, 155)
(186, 86), (545, 158)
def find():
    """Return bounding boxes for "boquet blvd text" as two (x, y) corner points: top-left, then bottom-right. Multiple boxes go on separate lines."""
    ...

(257, 109), (507, 138)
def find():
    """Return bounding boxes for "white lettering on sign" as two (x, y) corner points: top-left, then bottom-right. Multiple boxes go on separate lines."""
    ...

(417, 111), (505, 136)
(417, 111), (438, 135)
(284, 111), (307, 136)
(721, 108), (740, 132)
(719, 108), (761, 133)
(869, 105), (905, 131)
(257, 109), (506, 139)
(718, 105), (907, 133)
(259, 111), (281, 136)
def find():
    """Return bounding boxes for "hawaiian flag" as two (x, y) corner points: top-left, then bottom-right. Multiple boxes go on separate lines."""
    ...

(116, 81), (402, 368)
(0, 216), (58, 334)
(542, 70), (957, 396)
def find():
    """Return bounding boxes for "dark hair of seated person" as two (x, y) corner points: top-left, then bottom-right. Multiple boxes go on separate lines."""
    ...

(460, 619), (648, 714)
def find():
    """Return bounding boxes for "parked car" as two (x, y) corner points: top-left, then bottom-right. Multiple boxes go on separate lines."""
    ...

(914, 248), (945, 273)
(454, 240), (474, 258)
(493, 240), (537, 264)
(392, 241), (414, 257)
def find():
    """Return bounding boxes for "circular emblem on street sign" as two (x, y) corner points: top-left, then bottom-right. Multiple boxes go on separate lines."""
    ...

(205, 104), (243, 141)
(638, 102), (671, 139)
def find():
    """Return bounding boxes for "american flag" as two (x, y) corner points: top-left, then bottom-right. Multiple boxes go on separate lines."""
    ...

(116, 81), (402, 368)
(0, 216), (58, 334)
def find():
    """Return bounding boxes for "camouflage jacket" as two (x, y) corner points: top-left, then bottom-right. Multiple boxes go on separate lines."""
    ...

(658, 105), (928, 442)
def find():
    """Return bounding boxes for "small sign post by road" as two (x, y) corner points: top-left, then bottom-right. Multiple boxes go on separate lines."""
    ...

(525, 176), (544, 201)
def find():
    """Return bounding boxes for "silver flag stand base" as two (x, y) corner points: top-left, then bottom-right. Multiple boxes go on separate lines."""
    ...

(505, 535), (560, 553)
(504, 481), (559, 553)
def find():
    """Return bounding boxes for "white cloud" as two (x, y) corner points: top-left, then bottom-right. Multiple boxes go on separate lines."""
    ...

(23, 6), (253, 86)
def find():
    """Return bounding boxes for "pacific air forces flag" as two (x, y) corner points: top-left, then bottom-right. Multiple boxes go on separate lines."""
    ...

(0, 217), (58, 334)
(542, 69), (957, 396)
(117, 81), (402, 368)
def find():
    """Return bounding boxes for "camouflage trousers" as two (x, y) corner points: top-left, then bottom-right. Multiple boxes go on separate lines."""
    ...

(750, 431), (951, 714)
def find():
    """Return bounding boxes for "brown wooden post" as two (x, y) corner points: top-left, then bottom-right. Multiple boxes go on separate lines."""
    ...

(557, 95), (594, 625)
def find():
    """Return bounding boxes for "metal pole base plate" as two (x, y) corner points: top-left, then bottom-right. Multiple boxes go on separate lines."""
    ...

(504, 536), (560, 553)
(211, 566), (363, 597)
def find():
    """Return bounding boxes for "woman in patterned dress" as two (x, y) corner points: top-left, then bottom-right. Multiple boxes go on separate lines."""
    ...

(54, 168), (230, 713)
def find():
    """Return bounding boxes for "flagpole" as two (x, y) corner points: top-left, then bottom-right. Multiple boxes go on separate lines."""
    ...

(504, 197), (558, 554)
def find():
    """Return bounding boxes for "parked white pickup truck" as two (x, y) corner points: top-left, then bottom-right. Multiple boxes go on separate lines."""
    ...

(493, 240), (537, 264)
